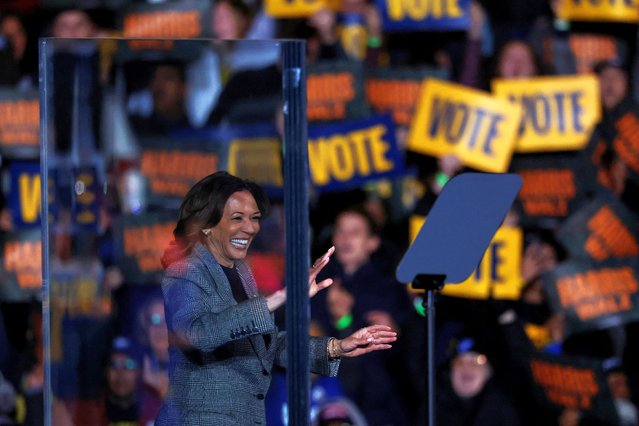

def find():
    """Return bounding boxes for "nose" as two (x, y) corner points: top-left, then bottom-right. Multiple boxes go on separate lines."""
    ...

(242, 218), (259, 235)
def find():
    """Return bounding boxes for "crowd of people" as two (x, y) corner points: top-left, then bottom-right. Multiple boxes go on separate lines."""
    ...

(1, 0), (639, 425)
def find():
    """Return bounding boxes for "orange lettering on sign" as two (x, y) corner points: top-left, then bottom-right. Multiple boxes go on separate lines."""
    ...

(585, 206), (639, 260)
(0, 99), (39, 147)
(123, 10), (202, 37)
(127, 40), (175, 51)
(140, 150), (219, 197)
(124, 223), (174, 273)
(518, 169), (576, 217)
(366, 79), (423, 125)
(4, 240), (42, 289)
(569, 34), (617, 74)
(531, 359), (599, 409)
(556, 266), (638, 320)
(614, 112), (639, 174)
(307, 72), (355, 121)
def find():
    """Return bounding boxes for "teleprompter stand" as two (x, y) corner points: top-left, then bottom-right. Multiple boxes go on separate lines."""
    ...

(396, 173), (522, 426)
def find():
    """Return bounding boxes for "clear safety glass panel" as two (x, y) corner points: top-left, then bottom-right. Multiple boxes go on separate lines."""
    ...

(38, 38), (297, 425)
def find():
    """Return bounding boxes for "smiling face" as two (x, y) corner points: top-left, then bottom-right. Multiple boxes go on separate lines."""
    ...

(450, 352), (492, 398)
(497, 41), (537, 79)
(204, 190), (261, 267)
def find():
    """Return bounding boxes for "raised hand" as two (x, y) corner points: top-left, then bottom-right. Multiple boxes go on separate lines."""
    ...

(309, 246), (335, 298)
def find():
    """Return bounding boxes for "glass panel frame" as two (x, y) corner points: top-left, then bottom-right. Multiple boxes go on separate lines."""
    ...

(39, 37), (308, 426)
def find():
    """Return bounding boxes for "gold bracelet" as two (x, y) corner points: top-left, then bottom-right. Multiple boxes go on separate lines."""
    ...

(327, 337), (335, 359)
(327, 337), (341, 359)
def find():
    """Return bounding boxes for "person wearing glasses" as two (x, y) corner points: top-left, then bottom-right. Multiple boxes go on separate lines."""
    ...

(101, 336), (143, 426)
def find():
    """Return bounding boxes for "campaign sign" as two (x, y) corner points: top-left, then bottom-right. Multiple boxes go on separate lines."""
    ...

(223, 123), (284, 198)
(366, 66), (448, 126)
(492, 75), (600, 153)
(0, 89), (39, 158)
(612, 110), (639, 183)
(113, 212), (176, 285)
(139, 137), (224, 207)
(123, 0), (211, 38)
(557, 0), (639, 23)
(0, 229), (41, 302)
(407, 79), (521, 173)
(266, 0), (332, 18)
(120, 1), (211, 55)
(543, 259), (639, 335)
(568, 34), (620, 75)
(308, 114), (402, 192)
(529, 353), (619, 425)
(556, 191), (639, 262)
(307, 61), (370, 122)
(377, 0), (470, 31)
(409, 216), (523, 299)
(509, 153), (597, 228)
(8, 161), (42, 230)
(72, 166), (101, 233)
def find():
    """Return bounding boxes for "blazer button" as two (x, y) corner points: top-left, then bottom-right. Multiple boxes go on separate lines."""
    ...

(230, 331), (236, 339)
(257, 393), (265, 400)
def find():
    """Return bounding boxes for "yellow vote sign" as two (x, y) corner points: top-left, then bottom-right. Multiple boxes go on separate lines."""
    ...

(407, 79), (521, 173)
(557, 0), (639, 23)
(409, 215), (523, 300)
(228, 137), (283, 188)
(265, 0), (336, 18)
(492, 75), (601, 153)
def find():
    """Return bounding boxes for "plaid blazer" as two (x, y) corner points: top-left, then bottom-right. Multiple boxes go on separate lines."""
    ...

(155, 243), (340, 426)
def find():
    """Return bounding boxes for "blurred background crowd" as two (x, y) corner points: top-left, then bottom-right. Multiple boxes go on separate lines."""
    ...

(0, 0), (639, 425)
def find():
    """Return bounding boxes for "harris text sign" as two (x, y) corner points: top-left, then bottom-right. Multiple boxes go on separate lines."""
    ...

(0, 90), (39, 157)
(0, 230), (41, 302)
(543, 259), (639, 334)
(557, 0), (639, 23)
(114, 213), (175, 284)
(492, 75), (600, 153)
(407, 79), (521, 173)
(366, 66), (448, 126)
(377, 0), (470, 31)
(613, 110), (639, 182)
(307, 61), (369, 122)
(123, 0), (210, 38)
(139, 138), (222, 204)
(308, 114), (402, 192)
(557, 192), (639, 262)
(510, 153), (596, 226)
(529, 353), (619, 425)
(122, 0), (211, 53)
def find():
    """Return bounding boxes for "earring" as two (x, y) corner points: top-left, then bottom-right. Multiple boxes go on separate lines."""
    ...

(202, 229), (210, 236)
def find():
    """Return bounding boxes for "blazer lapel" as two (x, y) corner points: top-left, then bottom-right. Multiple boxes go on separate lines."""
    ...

(195, 246), (276, 370)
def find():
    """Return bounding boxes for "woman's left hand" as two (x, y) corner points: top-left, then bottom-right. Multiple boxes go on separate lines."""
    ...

(334, 325), (397, 358)
(309, 246), (335, 298)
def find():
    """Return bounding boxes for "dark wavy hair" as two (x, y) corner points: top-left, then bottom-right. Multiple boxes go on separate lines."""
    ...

(161, 171), (270, 268)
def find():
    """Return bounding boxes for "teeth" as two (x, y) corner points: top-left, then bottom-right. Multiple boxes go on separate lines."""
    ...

(231, 239), (248, 247)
